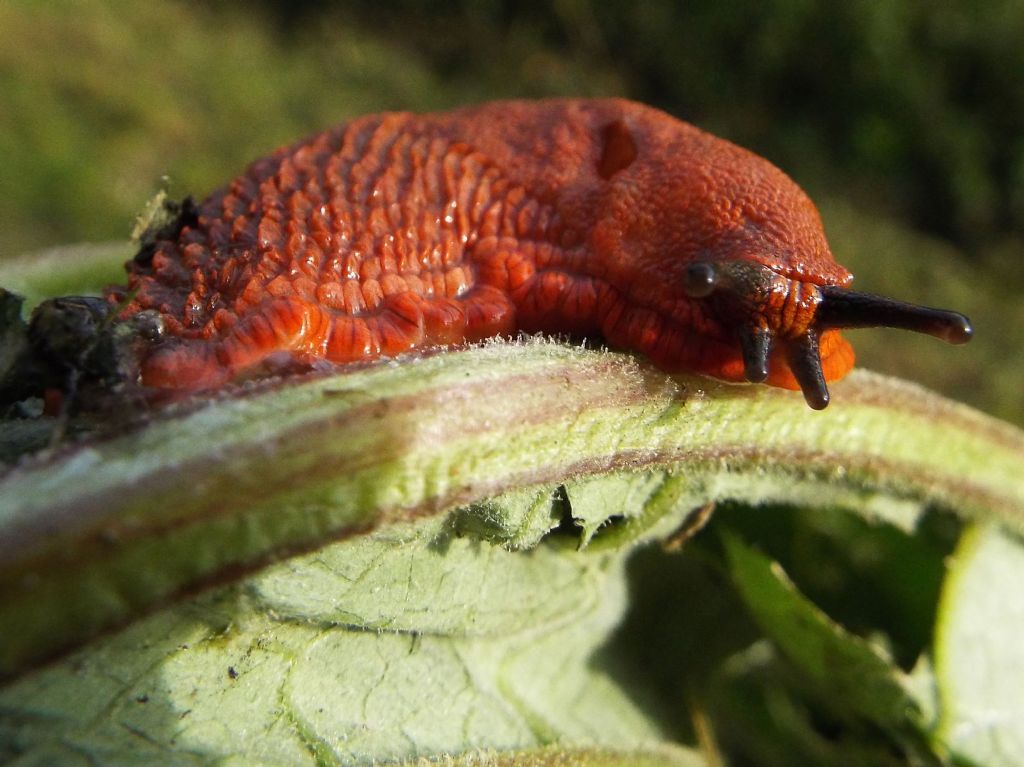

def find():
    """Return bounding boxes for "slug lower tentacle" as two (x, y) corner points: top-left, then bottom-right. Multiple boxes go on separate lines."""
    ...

(737, 326), (771, 384)
(104, 98), (972, 408)
(783, 329), (829, 410)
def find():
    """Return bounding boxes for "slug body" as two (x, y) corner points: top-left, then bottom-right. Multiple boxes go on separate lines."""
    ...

(112, 99), (971, 408)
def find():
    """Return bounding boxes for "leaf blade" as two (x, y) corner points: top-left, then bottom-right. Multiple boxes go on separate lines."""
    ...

(934, 523), (1024, 766)
(2, 340), (1023, 678)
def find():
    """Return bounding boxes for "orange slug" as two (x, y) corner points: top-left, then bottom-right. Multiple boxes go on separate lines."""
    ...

(109, 98), (972, 409)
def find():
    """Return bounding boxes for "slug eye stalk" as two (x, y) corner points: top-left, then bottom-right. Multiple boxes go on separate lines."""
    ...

(815, 287), (974, 345)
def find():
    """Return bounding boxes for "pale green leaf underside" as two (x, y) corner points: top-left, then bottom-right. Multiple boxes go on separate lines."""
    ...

(1, 514), (703, 766)
(935, 524), (1024, 767)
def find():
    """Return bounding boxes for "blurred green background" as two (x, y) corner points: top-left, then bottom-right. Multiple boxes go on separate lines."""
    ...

(1, 0), (1021, 423)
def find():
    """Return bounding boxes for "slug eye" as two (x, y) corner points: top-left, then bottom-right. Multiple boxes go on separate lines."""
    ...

(683, 261), (717, 298)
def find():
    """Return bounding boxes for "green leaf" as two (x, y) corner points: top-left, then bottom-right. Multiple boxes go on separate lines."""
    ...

(0, 242), (130, 309)
(935, 524), (1024, 766)
(722, 533), (918, 727)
